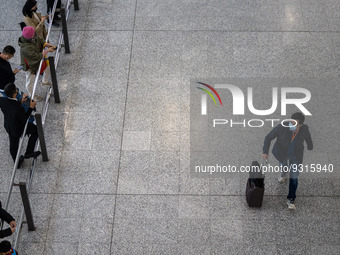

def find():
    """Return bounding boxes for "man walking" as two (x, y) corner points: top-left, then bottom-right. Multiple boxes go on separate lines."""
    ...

(0, 83), (41, 167)
(262, 112), (313, 210)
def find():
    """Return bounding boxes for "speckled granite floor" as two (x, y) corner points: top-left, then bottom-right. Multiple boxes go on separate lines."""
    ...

(0, 0), (339, 254)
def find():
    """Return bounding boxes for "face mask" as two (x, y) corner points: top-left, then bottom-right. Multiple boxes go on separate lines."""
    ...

(289, 122), (297, 131)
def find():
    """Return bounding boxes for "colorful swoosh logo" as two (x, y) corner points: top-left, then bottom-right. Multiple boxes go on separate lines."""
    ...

(197, 82), (223, 106)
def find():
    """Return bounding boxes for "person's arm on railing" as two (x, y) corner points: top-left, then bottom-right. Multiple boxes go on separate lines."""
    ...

(16, 98), (36, 127)
(0, 206), (16, 238)
(42, 46), (55, 56)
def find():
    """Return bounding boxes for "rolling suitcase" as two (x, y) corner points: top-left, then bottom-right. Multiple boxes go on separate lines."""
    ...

(246, 161), (265, 207)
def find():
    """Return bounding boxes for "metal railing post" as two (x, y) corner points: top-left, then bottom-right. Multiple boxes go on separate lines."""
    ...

(35, 114), (49, 162)
(73, 0), (80, 11)
(48, 56), (61, 103)
(60, 5), (71, 53)
(17, 183), (35, 231)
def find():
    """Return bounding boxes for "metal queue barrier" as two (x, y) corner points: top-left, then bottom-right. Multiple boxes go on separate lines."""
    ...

(0, 0), (79, 249)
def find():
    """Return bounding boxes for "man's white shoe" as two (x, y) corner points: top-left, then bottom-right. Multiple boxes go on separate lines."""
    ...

(278, 176), (287, 183)
(42, 81), (52, 86)
(287, 199), (296, 210)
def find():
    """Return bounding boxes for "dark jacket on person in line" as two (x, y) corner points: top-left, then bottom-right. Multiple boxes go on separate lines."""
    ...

(263, 122), (313, 164)
(0, 201), (15, 239)
(18, 35), (44, 74)
(0, 55), (15, 90)
(0, 97), (33, 138)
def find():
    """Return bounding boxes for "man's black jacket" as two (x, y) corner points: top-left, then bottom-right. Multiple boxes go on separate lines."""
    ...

(0, 56), (15, 90)
(0, 97), (33, 137)
(0, 201), (15, 238)
(263, 122), (313, 164)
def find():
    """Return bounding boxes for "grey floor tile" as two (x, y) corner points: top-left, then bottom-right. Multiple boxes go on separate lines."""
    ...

(179, 196), (210, 219)
(151, 131), (181, 151)
(276, 242), (311, 255)
(83, 195), (116, 219)
(211, 241), (246, 255)
(211, 218), (244, 243)
(92, 130), (122, 151)
(65, 111), (97, 131)
(18, 217), (49, 244)
(29, 194), (53, 218)
(179, 244), (210, 255)
(44, 132), (65, 153)
(63, 130), (94, 151)
(152, 111), (181, 132)
(44, 111), (68, 131)
(117, 151), (151, 194)
(147, 172), (180, 194)
(145, 195), (179, 219)
(30, 170), (58, 194)
(210, 196), (246, 220)
(242, 218), (277, 243)
(45, 242), (78, 255)
(34, 150), (62, 172)
(16, 242), (46, 255)
(122, 131), (151, 151)
(302, 12), (331, 31)
(94, 109), (124, 132)
(177, 219), (210, 245)
(114, 195), (148, 219)
(124, 111), (152, 131)
(60, 150), (93, 172)
(179, 172), (210, 195)
(310, 244), (340, 255)
(83, 168), (117, 194)
(275, 219), (312, 245)
(112, 217), (145, 245)
(87, 0), (136, 31)
(0, 170), (14, 192)
(47, 217), (82, 243)
(55, 170), (86, 194)
(210, 178), (242, 195)
(308, 218), (340, 245)
(79, 217), (113, 244)
(144, 218), (178, 245)
(111, 241), (144, 255)
(1, 0), (340, 253)
(143, 243), (179, 255)
(78, 242), (111, 255)
(5, 191), (23, 220)
(51, 194), (85, 218)
(244, 243), (278, 255)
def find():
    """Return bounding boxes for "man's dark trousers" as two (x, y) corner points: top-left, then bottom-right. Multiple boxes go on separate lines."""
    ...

(47, 0), (61, 15)
(9, 122), (38, 161)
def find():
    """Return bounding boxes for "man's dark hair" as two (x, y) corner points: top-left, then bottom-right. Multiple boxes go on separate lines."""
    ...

(2, 45), (15, 55)
(0, 240), (12, 253)
(4, 83), (17, 98)
(291, 112), (305, 124)
(22, 0), (37, 18)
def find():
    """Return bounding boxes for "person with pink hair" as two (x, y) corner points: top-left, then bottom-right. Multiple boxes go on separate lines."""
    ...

(18, 26), (55, 101)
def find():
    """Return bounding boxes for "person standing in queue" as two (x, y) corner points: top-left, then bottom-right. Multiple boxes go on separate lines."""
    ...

(0, 83), (41, 168)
